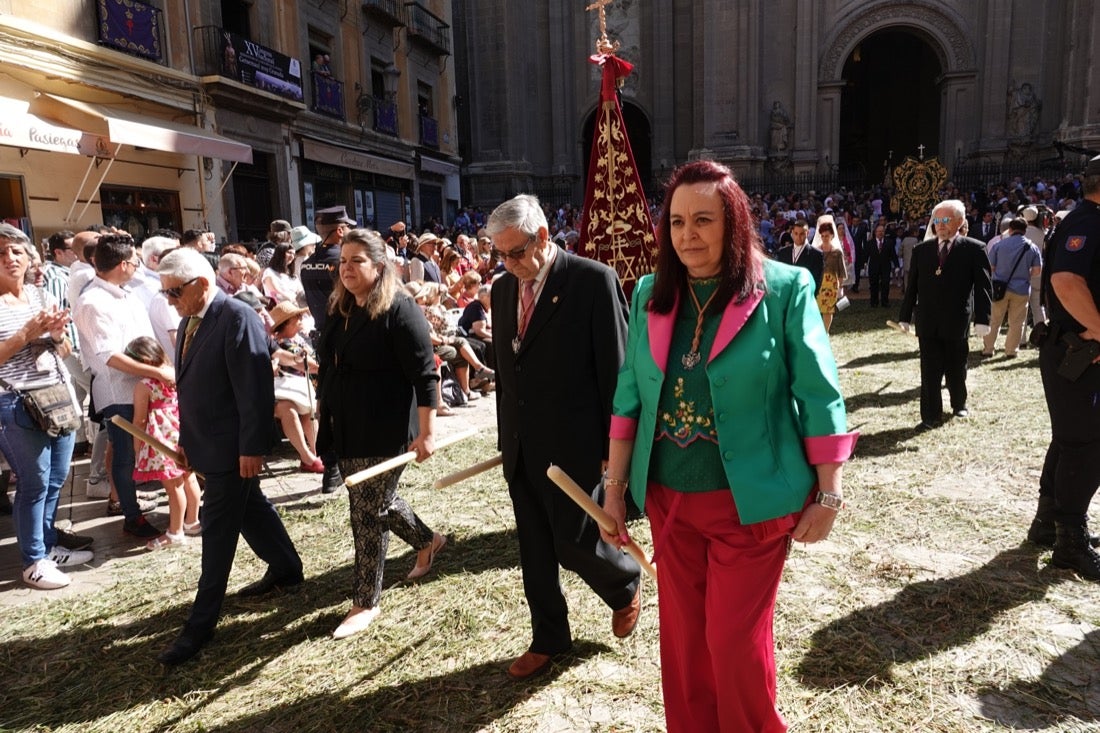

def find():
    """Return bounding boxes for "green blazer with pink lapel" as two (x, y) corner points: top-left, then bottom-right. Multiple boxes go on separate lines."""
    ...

(609, 261), (858, 525)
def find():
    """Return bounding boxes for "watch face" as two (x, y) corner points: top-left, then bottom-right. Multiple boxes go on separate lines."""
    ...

(817, 492), (844, 510)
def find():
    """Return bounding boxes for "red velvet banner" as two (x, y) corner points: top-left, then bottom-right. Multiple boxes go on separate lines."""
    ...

(576, 53), (657, 298)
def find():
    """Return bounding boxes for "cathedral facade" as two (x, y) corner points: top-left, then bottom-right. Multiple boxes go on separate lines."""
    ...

(453, 0), (1100, 207)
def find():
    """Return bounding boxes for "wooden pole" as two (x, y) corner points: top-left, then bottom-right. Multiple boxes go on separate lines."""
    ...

(546, 464), (657, 582)
(108, 414), (203, 480)
(343, 428), (478, 487)
(431, 454), (502, 490)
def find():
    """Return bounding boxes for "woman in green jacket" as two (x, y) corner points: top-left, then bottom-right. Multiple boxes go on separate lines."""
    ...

(601, 160), (858, 733)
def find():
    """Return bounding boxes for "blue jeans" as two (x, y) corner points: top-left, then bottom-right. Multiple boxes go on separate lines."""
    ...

(101, 404), (140, 520)
(0, 392), (75, 568)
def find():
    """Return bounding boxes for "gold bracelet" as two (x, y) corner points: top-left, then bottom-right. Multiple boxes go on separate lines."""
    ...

(603, 474), (629, 489)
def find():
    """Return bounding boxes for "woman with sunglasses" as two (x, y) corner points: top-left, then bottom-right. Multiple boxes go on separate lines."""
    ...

(811, 213), (848, 332)
(0, 223), (91, 589)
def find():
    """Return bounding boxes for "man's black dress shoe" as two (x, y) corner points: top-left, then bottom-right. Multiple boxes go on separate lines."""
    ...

(157, 629), (213, 666)
(321, 462), (343, 494)
(237, 569), (304, 597)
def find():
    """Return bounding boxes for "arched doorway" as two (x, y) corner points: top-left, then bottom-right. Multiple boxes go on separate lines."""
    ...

(839, 29), (942, 184)
(581, 100), (653, 198)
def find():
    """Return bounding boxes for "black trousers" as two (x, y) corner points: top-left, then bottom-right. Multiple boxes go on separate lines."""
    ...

(184, 472), (303, 635)
(508, 449), (640, 655)
(917, 335), (969, 424)
(1039, 338), (1100, 523)
(868, 267), (891, 306)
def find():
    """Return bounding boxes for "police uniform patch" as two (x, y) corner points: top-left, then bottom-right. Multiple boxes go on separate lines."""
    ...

(1066, 236), (1087, 252)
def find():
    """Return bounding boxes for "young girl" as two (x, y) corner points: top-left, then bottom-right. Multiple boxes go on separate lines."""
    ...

(126, 337), (201, 549)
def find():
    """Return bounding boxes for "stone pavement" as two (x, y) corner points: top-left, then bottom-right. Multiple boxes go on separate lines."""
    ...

(0, 392), (498, 608)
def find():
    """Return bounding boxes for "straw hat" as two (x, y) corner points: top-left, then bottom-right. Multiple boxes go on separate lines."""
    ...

(270, 301), (309, 330)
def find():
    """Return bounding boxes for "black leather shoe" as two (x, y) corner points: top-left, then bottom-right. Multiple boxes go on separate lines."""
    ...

(157, 629), (213, 666)
(321, 462), (343, 494)
(237, 569), (304, 597)
(1027, 518), (1100, 548)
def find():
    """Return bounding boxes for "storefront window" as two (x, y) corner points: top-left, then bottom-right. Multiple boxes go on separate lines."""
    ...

(100, 185), (181, 241)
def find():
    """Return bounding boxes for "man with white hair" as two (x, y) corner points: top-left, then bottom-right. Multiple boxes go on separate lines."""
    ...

(155, 248), (303, 665)
(132, 235), (181, 361)
(897, 199), (993, 429)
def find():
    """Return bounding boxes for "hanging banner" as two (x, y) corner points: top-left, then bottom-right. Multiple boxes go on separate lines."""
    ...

(576, 52), (656, 297)
(218, 29), (303, 103)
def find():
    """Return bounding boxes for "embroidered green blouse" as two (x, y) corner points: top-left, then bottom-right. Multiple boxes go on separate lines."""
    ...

(650, 278), (728, 492)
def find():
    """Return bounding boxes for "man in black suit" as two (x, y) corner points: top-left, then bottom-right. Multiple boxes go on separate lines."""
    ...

(898, 200), (993, 429)
(488, 194), (642, 680)
(156, 249), (303, 666)
(774, 218), (824, 294)
(866, 223), (900, 307)
(974, 210), (998, 245)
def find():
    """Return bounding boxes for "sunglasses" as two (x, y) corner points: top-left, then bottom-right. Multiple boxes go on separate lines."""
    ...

(161, 277), (200, 298)
(930, 216), (954, 225)
(491, 235), (536, 261)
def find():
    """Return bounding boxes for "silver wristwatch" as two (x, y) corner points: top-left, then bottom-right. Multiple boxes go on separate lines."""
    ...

(814, 491), (845, 511)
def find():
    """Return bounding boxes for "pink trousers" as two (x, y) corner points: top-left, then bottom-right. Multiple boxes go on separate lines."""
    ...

(647, 482), (792, 733)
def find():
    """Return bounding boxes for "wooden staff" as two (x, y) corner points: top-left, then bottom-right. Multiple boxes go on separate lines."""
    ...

(546, 464), (658, 582)
(108, 414), (203, 480)
(886, 320), (915, 336)
(343, 428), (478, 487)
(431, 454), (502, 490)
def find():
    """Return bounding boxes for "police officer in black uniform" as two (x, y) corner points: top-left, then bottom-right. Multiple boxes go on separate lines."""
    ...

(300, 205), (356, 493)
(1030, 154), (1100, 579)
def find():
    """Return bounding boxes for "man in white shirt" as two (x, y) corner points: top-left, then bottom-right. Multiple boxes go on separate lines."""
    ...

(131, 235), (180, 362)
(74, 234), (171, 539)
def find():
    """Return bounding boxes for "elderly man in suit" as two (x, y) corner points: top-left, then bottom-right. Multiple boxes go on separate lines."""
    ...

(155, 248), (303, 666)
(898, 199), (993, 429)
(866, 223), (900, 307)
(774, 218), (823, 294)
(488, 194), (642, 680)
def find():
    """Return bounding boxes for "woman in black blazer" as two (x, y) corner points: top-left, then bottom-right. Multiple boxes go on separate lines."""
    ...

(316, 228), (446, 640)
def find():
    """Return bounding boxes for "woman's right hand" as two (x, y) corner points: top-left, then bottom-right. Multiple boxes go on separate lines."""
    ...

(600, 485), (630, 549)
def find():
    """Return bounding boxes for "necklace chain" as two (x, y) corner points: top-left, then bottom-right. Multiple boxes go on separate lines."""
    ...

(682, 282), (719, 370)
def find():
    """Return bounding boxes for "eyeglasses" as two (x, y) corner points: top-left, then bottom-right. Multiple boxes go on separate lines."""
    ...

(160, 277), (199, 298)
(123, 257), (141, 269)
(931, 216), (955, 225)
(491, 235), (536, 261)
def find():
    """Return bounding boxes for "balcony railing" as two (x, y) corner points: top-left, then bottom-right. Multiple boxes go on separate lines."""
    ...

(362, 0), (406, 26)
(358, 95), (399, 136)
(311, 71), (345, 120)
(419, 114), (439, 148)
(404, 3), (450, 55)
(95, 0), (165, 64)
(193, 25), (304, 103)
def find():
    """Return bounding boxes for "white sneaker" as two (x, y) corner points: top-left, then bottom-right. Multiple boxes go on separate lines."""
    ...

(47, 546), (94, 567)
(85, 477), (110, 499)
(22, 559), (71, 590)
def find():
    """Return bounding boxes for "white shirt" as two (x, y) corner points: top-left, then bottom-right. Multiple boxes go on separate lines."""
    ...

(74, 277), (155, 408)
(67, 261), (95, 313)
(147, 292), (179, 365)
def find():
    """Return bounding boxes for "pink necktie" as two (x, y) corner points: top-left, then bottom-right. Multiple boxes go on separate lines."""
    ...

(519, 281), (535, 337)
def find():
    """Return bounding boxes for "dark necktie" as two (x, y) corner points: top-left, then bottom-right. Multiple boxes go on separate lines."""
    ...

(938, 242), (950, 268)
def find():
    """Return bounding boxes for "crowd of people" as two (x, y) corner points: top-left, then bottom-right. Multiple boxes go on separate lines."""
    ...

(1, 157), (1099, 731)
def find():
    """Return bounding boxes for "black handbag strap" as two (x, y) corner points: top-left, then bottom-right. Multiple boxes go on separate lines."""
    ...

(1002, 243), (1030, 282)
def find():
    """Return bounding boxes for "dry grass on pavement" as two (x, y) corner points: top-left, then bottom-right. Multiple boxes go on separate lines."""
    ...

(1, 303), (1099, 732)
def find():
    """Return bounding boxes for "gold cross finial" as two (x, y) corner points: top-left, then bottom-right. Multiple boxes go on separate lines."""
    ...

(586, 0), (620, 55)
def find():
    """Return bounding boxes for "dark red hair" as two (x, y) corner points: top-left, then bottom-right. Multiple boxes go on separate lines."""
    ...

(649, 160), (765, 314)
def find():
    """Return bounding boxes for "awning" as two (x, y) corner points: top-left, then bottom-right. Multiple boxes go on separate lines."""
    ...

(29, 93), (253, 164)
(0, 96), (111, 157)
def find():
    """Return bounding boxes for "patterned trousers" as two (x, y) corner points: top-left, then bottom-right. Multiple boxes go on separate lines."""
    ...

(340, 457), (434, 608)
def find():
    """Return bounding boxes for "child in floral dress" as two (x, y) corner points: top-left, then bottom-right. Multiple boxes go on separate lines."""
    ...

(126, 337), (201, 549)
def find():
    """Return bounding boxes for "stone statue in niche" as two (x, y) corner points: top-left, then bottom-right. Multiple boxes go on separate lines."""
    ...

(768, 101), (792, 155)
(1006, 81), (1041, 141)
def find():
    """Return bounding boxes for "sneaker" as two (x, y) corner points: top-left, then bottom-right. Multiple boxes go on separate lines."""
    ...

(47, 546), (94, 567)
(55, 528), (94, 551)
(85, 477), (111, 499)
(106, 498), (158, 516)
(123, 515), (163, 539)
(22, 558), (71, 590)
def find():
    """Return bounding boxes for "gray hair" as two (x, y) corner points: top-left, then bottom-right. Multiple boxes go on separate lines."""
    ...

(140, 235), (177, 267)
(158, 247), (215, 283)
(0, 222), (30, 245)
(477, 284), (491, 297)
(932, 199), (966, 220)
(485, 194), (548, 239)
(218, 252), (248, 274)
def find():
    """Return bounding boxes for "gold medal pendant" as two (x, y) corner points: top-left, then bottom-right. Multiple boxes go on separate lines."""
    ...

(681, 351), (701, 370)
(935, 267), (942, 276)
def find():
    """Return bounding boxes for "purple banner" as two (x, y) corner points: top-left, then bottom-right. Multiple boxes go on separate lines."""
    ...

(97, 0), (162, 62)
